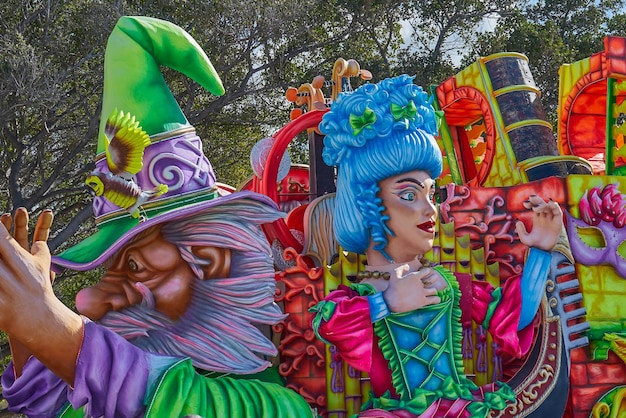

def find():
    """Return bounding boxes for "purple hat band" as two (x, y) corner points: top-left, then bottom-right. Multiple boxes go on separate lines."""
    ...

(52, 190), (278, 272)
(93, 127), (216, 220)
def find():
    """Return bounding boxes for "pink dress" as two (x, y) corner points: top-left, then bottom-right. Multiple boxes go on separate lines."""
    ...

(311, 266), (535, 418)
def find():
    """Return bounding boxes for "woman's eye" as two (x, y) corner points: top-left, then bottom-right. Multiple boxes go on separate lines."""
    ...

(128, 259), (140, 272)
(399, 191), (416, 201)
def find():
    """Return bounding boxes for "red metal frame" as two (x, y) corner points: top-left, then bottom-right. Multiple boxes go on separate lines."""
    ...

(258, 110), (328, 253)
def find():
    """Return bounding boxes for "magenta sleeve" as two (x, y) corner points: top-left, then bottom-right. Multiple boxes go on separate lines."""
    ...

(471, 277), (534, 359)
(314, 285), (376, 372)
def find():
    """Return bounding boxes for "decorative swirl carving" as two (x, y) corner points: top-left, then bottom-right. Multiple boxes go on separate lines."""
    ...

(549, 297), (558, 308)
(484, 195), (508, 224)
(285, 383), (326, 407)
(151, 154), (186, 189)
(521, 365), (555, 403)
(305, 344), (326, 359)
(272, 321), (285, 334)
(282, 248), (323, 278)
(489, 364), (555, 417)
(488, 310), (561, 417)
(279, 343), (325, 374)
(282, 177), (309, 194)
(148, 137), (212, 191)
(442, 188), (524, 276)
(439, 183), (471, 223)
(456, 215), (490, 234)
(489, 397), (524, 417)
(280, 283), (317, 303)
(482, 234), (521, 275)
(278, 322), (307, 346)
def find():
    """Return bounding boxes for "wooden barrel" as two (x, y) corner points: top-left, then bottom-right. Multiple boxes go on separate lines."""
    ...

(484, 53), (569, 180)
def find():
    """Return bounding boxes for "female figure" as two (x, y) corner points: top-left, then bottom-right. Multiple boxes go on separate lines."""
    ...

(311, 75), (563, 417)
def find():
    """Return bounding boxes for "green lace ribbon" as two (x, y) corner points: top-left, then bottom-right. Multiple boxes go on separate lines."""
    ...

(309, 299), (337, 345)
(364, 378), (514, 417)
(482, 287), (502, 330)
(390, 101), (417, 121)
(466, 384), (516, 417)
(349, 108), (376, 135)
(372, 266), (465, 400)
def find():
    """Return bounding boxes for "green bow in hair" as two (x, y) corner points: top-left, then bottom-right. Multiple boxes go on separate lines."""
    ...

(390, 101), (417, 121)
(349, 108), (376, 136)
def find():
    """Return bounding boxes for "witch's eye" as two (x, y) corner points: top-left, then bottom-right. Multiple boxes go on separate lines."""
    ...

(128, 258), (139, 272)
(399, 191), (416, 201)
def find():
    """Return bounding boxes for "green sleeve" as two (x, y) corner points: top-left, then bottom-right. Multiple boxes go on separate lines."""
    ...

(144, 359), (314, 418)
(57, 404), (84, 418)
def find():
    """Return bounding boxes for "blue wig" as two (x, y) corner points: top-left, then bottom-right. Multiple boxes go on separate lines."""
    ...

(321, 75), (443, 256)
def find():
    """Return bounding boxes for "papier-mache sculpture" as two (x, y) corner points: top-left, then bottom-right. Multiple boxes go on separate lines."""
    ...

(310, 75), (564, 418)
(0, 16), (313, 418)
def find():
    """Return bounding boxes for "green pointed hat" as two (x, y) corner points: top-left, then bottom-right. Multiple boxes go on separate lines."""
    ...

(52, 16), (274, 271)
(99, 15), (224, 148)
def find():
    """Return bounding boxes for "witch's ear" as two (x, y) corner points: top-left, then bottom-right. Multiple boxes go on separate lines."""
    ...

(190, 246), (232, 279)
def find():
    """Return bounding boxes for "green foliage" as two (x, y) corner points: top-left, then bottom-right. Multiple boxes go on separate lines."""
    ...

(53, 268), (102, 311)
(466, 0), (626, 123)
(0, 0), (625, 323)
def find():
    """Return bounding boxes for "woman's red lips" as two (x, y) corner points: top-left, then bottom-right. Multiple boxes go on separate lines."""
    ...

(417, 220), (435, 232)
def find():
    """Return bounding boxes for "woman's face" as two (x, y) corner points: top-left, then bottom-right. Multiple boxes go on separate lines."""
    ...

(378, 169), (437, 263)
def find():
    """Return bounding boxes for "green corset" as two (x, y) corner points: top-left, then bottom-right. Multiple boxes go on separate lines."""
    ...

(361, 266), (514, 417)
(370, 266), (465, 399)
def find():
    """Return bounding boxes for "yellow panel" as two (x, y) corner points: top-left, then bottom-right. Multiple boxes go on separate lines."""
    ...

(578, 265), (602, 293)
(324, 249), (368, 416)
(440, 222), (457, 264)
(455, 234), (471, 275)
(455, 62), (488, 96)
(558, 57), (592, 115)
(601, 268), (626, 295)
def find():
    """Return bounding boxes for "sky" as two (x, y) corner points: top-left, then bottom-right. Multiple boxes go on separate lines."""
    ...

(399, 14), (500, 65)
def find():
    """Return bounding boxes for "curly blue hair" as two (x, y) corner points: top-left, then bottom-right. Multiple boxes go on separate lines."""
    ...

(321, 75), (442, 257)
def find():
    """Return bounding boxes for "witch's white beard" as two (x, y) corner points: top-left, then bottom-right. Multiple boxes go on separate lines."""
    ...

(98, 278), (284, 374)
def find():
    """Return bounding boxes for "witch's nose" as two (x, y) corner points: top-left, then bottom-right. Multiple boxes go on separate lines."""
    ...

(75, 275), (143, 320)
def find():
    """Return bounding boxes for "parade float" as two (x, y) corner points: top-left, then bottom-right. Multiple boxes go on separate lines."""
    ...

(4, 15), (625, 418)
(242, 38), (626, 417)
